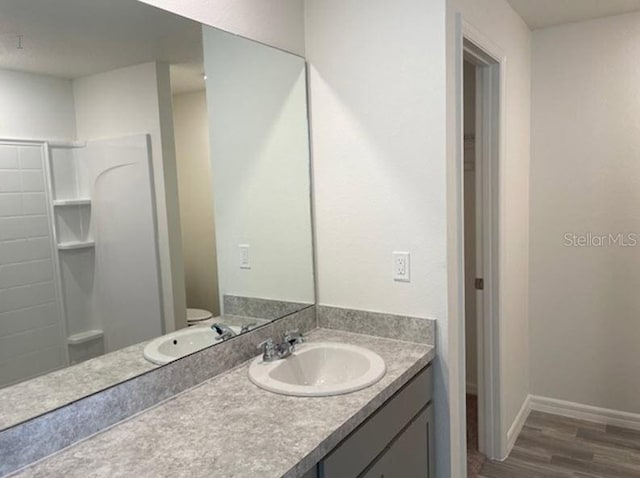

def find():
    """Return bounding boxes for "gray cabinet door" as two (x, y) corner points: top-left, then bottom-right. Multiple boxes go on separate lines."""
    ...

(301, 465), (318, 478)
(320, 366), (433, 478)
(360, 403), (433, 478)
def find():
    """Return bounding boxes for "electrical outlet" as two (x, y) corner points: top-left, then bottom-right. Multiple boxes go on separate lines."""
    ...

(393, 252), (410, 282)
(239, 244), (251, 269)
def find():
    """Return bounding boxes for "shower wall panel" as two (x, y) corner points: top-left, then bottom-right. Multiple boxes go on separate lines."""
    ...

(0, 143), (66, 387)
(84, 134), (164, 352)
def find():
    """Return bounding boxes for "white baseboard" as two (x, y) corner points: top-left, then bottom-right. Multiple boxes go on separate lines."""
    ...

(530, 395), (640, 431)
(504, 394), (531, 459)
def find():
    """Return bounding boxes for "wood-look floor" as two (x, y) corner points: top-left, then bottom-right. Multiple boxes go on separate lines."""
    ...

(478, 411), (640, 478)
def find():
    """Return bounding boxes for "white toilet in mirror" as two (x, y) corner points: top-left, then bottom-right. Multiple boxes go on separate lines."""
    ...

(187, 308), (214, 326)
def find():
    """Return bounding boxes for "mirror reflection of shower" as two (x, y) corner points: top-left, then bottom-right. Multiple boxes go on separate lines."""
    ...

(0, 135), (163, 386)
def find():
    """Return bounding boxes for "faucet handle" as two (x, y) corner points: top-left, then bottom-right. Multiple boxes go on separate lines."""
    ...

(284, 329), (305, 345)
(241, 322), (257, 334)
(257, 338), (275, 350)
(257, 338), (278, 361)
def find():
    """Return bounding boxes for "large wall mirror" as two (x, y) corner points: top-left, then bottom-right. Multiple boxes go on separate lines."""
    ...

(0, 0), (314, 430)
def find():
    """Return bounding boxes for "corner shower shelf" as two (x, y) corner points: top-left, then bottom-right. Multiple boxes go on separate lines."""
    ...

(67, 330), (104, 345)
(57, 240), (95, 251)
(53, 198), (91, 207)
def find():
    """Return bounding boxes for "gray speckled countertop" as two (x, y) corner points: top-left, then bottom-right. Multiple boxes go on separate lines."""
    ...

(0, 341), (156, 431)
(10, 329), (434, 478)
(0, 315), (269, 430)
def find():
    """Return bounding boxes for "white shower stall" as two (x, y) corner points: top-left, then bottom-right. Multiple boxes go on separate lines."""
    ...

(0, 135), (164, 386)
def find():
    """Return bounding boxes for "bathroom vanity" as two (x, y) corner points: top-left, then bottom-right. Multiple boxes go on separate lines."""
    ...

(7, 328), (435, 478)
(313, 366), (434, 478)
(0, 2), (438, 477)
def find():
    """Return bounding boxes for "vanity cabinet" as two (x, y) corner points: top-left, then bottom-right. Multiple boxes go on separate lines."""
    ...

(360, 405), (433, 478)
(307, 365), (434, 478)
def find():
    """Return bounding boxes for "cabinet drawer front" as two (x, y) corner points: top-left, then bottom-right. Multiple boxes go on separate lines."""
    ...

(360, 404), (432, 478)
(320, 365), (433, 478)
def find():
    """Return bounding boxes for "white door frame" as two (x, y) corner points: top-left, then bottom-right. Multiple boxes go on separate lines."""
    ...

(457, 20), (507, 463)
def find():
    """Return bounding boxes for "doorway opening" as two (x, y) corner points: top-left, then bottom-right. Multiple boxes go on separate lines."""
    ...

(461, 35), (502, 475)
(172, 88), (221, 328)
(463, 58), (485, 475)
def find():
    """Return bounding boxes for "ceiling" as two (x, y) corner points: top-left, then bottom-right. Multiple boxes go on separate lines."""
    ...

(0, 0), (205, 94)
(508, 0), (640, 29)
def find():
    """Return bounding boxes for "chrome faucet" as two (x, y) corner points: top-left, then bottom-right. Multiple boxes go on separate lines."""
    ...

(211, 323), (236, 341)
(257, 338), (280, 361)
(257, 330), (305, 362)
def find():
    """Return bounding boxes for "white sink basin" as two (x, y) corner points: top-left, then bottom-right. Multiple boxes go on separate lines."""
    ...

(248, 342), (386, 397)
(143, 325), (241, 365)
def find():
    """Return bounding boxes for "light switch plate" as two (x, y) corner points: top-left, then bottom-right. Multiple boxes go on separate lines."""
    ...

(393, 251), (410, 282)
(239, 244), (251, 269)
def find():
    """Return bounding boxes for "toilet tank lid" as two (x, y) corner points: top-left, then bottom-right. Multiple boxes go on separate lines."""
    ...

(187, 308), (214, 322)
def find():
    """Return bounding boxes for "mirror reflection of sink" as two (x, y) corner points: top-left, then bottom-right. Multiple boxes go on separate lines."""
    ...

(248, 342), (386, 397)
(143, 325), (241, 365)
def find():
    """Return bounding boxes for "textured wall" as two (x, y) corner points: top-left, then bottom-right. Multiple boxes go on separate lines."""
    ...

(0, 69), (76, 140)
(530, 12), (640, 414)
(305, 0), (448, 474)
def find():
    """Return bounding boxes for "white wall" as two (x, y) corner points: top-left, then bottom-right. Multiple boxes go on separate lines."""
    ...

(305, 0), (448, 326)
(446, 0), (532, 461)
(304, 0), (449, 474)
(203, 27), (314, 305)
(73, 62), (187, 332)
(138, 0), (305, 56)
(530, 12), (640, 415)
(173, 90), (220, 316)
(0, 69), (77, 140)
